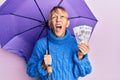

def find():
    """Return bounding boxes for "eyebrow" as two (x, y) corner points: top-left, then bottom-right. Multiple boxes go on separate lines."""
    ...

(51, 12), (68, 17)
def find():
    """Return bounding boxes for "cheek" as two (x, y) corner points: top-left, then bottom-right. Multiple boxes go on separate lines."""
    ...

(64, 21), (69, 28)
(50, 21), (55, 27)
(51, 23), (56, 29)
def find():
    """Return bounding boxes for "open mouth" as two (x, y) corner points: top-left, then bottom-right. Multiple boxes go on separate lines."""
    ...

(56, 26), (62, 29)
(55, 25), (62, 32)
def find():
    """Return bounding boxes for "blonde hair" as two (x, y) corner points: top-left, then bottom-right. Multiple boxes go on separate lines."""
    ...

(49, 6), (69, 20)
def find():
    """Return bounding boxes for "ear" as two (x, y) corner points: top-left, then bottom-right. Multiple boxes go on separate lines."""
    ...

(66, 20), (70, 28)
(48, 20), (51, 27)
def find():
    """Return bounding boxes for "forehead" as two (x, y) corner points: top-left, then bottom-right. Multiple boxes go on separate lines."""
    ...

(50, 8), (68, 16)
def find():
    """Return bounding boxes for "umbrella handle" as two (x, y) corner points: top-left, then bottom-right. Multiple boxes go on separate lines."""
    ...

(47, 65), (52, 76)
(46, 50), (52, 75)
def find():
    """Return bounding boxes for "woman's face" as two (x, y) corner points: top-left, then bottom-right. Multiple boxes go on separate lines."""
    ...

(49, 9), (70, 37)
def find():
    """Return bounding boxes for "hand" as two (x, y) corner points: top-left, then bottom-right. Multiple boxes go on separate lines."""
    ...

(78, 42), (90, 59)
(44, 54), (52, 66)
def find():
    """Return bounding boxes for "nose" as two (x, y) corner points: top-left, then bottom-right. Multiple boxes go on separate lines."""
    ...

(56, 16), (61, 22)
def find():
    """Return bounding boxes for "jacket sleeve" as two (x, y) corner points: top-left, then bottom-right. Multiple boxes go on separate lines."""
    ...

(26, 40), (47, 78)
(73, 53), (92, 78)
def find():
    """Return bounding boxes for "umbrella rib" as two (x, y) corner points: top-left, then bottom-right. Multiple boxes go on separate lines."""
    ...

(69, 16), (98, 21)
(15, 25), (43, 36)
(34, 0), (46, 22)
(57, 0), (63, 6)
(10, 13), (43, 23)
(2, 24), (42, 49)
(3, 25), (48, 50)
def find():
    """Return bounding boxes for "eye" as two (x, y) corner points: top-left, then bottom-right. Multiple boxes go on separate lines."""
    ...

(51, 16), (57, 19)
(61, 16), (65, 18)
(61, 15), (68, 20)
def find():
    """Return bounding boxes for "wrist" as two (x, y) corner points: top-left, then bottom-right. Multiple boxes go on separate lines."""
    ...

(78, 50), (84, 60)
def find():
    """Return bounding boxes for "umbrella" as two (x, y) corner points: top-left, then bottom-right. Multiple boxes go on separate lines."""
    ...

(0, 0), (98, 62)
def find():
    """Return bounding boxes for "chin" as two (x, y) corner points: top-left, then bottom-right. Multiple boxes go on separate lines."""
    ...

(55, 34), (64, 38)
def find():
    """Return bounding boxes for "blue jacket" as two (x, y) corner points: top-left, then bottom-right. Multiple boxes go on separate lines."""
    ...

(27, 29), (92, 80)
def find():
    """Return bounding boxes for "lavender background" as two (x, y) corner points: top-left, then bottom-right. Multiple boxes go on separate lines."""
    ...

(0, 0), (120, 80)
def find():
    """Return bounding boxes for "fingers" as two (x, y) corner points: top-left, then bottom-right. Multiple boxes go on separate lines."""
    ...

(78, 51), (84, 59)
(78, 42), (90, 55)
(44, 55), (52, 66)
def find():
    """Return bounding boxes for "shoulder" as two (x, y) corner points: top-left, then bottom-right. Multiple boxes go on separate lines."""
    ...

(67, 29), (77, 42)
(37, 37), (47, 43)
(70, 35), (77, 43)
(35, 37), (47, 47)
(69, 35), (78, 51)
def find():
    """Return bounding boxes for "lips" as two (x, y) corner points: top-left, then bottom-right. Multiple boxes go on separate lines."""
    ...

(56, 23), (62, 28)
(55, 24), (62, 32)
(56, 26), (62, 28)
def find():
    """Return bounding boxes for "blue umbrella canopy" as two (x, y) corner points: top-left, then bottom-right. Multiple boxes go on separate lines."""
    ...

(0, 0), (97, 61)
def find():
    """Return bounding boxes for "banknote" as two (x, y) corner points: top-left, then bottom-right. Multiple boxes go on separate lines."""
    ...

(73, 25), (92, 43)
